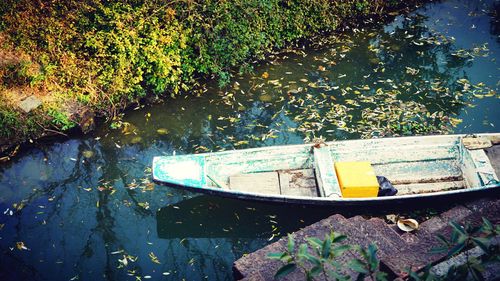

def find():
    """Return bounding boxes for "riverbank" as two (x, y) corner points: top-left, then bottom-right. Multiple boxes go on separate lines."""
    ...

(0, 0), (425, 156)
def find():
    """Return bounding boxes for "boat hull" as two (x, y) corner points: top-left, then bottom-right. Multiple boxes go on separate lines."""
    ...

(153, 179), (500, 206)
(152, 134), (500, 206)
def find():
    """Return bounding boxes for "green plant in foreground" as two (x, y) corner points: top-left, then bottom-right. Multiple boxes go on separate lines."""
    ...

(269, 218), (499, 281)
(409, 218), (500, 281)
(268, 231), (386, 280)
(349, 244), (388, 281)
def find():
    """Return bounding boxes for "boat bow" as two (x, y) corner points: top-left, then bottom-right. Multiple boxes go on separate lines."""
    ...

(152, 155), (206, 188)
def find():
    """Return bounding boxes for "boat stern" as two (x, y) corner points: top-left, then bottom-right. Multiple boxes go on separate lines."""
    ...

(152, 155), (207, 188)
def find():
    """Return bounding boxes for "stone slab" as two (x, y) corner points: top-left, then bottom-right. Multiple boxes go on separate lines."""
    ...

(234, 198), (500, 280)
(18, 96), (42, 113)
(234, 214), (361, 280)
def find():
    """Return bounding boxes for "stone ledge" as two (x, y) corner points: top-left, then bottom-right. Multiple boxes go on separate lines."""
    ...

(233, 198), (500, 280)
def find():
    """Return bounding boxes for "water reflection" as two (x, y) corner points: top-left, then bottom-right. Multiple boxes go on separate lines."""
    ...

(1, 0), (499, 280)
(156, 195), (337, 239)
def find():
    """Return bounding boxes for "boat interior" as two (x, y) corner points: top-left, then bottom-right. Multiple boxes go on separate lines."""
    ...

(204, 136), (500, 198)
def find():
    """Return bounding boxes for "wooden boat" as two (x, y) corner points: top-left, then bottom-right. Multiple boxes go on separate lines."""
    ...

(152, 134), (500, 205)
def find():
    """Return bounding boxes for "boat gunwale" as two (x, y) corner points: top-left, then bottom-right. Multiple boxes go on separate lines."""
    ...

(194, 133), (473, 159)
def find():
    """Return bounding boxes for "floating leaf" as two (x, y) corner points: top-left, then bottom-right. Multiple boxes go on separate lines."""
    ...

(149, 252), (161, 264)
(118, 255), (128, 267)
(82, 150), (94, 158)
(157, 128), (169, 135)
(130, 136), (142, 144)
(259, 94), (273, 102)
(16, 242), (28, 251)
(138, 202), (150, 210)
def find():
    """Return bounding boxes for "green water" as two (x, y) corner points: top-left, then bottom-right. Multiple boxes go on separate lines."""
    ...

(1, 0), (499, 280)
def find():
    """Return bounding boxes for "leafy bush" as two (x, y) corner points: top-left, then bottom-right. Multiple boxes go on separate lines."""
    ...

(1, 0), (404, 101)
(0, 0), (418, 141)
(0, 104), (20, 138)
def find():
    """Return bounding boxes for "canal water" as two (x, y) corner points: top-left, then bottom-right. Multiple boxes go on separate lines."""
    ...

(1, 0), (499, 280)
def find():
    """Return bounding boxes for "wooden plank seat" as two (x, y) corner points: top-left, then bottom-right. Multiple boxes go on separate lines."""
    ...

(229, 169), (319, 197)
(279, 169), (317, 197)
(313, 146), (342, 198)
(229, 172), (280, 195)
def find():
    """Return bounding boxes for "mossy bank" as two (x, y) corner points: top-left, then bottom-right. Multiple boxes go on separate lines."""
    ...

(0, 0), (423, 155)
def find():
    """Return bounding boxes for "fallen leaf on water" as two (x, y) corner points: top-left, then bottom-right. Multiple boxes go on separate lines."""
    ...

(82, 150), (94, 158)
(16, 242), (29, 251)
(138, 202), (150, 210)
(130, 136), (142, 144)
(449, 117), (463, 127)
(118, 255), (128, 267)
(149, 252), (161, 264)
(157, 128), (169, 135)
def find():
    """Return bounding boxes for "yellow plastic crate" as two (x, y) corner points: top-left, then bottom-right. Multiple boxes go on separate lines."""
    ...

(334, 162), (379, 198)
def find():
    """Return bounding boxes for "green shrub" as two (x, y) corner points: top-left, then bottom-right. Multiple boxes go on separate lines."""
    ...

(0, 105), (19, 138)
(1, 0), (403, 100)
(0, 0), (418, 142)
(45, 107), (75, 131)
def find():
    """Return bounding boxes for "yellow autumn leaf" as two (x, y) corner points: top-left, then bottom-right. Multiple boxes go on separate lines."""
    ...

(149, 252), (161, 264)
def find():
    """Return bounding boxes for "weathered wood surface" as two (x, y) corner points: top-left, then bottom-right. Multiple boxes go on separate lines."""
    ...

(313, 146), (341, 197)
(396, 181), (464, 195)
(333, 145), (457, 164)
(373, 159), (462, 184)
(485, 145), (500, 181)
(230, 172), (280, 195)
(278, 169), (317, 197)
(229, 169), (318, 197)
(206, 144), (313, 179)
(469, 148), (499, 184)
(233, 197), (500, 280)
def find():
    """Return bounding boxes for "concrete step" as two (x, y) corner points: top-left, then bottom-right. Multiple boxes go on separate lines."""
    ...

(360, 217), (428, 275)
(233, 198), (500, 280)
(234, 214), (360, 281)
